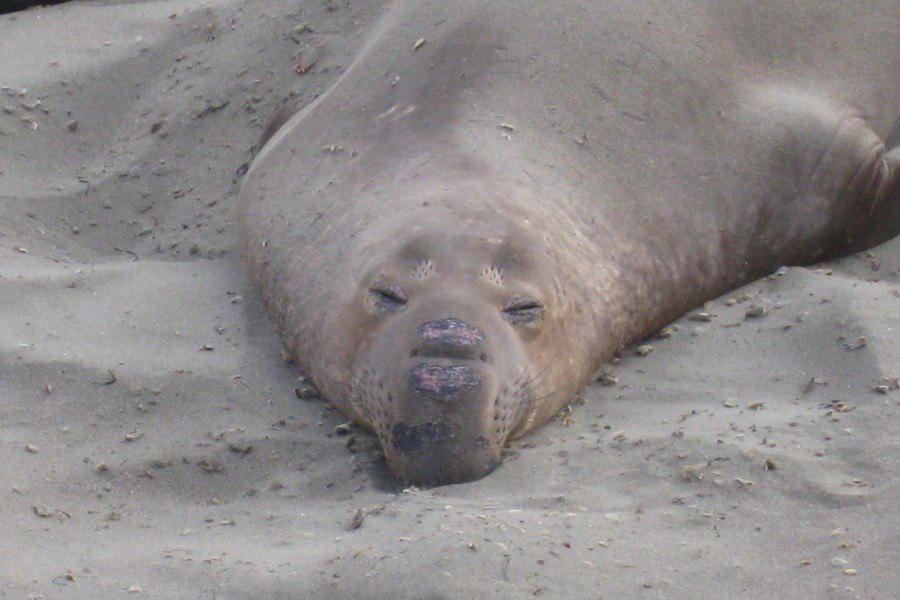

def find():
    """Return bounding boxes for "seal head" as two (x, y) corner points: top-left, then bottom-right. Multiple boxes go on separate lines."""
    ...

(333, 209), (584, 485)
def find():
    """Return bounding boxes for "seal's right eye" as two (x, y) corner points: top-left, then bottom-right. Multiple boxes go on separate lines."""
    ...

(502, 296), (544, 325)
(370, 284), (408, 312)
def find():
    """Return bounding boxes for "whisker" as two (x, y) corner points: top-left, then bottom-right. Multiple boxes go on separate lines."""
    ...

(520, 345), (563, 396)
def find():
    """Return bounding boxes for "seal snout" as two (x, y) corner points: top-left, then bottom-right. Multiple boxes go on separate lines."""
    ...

(380, 316), (504, 484)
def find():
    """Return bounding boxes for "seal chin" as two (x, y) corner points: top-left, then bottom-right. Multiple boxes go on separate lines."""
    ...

(386, 423), (502, 486)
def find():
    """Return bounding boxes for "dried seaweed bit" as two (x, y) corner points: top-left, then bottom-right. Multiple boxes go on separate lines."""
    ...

(867, 253), (881, 271)
(688, 312), (715, 322)
(635, 344), (654, 357)
(198, 459), (225, 473)
(874, 376), (900, 394)
(657, 324), (679, 338)
(803, 377), (827, 394)
(274, 417), (309, 431)
(821, 400), (856, 414)
(294, 379), (320, 400)
(194, 97), (229, 119)
(842, 336), (867, 351)
(289, 23), (314, 43)
(611, 430), (628, 442)
(744, 301), (771, 319)
(681, 464), (705, 481)
(123, 431), (144, 442)
(556, 405), (576, 427)
(97, 369), (117, 385)
(595, 370), (618, 386)
(678, 410), (698, 423)
(33, 506), (70, 520)
(346, 508), (365, 531)
(228, 442), (253, 455)
(762, 458), (778, 471)
(294, 45), (321, 74)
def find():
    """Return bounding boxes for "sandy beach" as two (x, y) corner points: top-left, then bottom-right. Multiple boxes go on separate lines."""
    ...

(1, 1), (898, 598)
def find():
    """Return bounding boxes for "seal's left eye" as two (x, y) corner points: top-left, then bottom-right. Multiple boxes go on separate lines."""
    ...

(502, 296), (544, 324)
(370, 284), (408, 311)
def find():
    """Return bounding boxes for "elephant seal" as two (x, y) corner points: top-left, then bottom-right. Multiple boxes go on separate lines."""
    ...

(239, 0), (900, 485)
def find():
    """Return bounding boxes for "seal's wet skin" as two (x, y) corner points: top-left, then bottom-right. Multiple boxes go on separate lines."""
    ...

(239, 0), (900, 485)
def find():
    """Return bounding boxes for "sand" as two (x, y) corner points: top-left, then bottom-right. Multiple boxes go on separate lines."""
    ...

(1, 1), (898, 598)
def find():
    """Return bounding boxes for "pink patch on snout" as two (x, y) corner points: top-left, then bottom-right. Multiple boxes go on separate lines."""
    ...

(409, 363), (480, 399)
(417, 318), (485, 346)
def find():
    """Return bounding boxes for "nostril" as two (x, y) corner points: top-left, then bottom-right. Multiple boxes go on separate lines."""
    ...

(417, 318), (485, 346)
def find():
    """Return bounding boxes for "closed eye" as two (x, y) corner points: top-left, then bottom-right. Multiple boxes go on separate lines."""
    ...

(502, 296), (544, 324)
(370, 284), (408, 311)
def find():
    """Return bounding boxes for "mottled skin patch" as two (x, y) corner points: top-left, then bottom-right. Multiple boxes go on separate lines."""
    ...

(409, 363), (480, 399)
(417, 318), (485, 346)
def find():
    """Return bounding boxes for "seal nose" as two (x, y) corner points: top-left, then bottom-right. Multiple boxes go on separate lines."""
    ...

(417, 317), (484, 345)
(410, 318), (485, 398)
